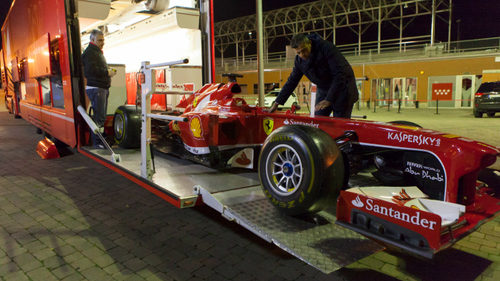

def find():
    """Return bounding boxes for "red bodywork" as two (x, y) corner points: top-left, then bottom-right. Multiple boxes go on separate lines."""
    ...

(2, 0), (77, 146)
(171, 81), (500, 257)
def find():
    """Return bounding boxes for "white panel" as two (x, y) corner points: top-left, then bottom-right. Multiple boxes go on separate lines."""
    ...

(78, 0), (111, 20)
(102, 7), (202, 72)
(107, 64), (127, 115)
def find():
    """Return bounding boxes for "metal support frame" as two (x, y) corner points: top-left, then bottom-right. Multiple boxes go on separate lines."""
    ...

(140, 59), (190, 180)
(77, 105), (121, 163)
(256, 0), (265, 105)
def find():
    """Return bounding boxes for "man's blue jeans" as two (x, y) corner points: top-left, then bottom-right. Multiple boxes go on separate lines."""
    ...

(86, 87), (109, 146)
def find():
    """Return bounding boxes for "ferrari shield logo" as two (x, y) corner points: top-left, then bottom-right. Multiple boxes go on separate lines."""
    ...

(263, 118), (274, 135)
(192, 96), (198, 108)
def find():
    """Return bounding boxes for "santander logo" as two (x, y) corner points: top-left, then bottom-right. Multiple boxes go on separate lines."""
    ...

(352, 196), (364, 208)
(350, 195), (438, 230)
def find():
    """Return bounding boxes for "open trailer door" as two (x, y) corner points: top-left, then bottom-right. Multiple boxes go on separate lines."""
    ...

(0, 0), (105, 147)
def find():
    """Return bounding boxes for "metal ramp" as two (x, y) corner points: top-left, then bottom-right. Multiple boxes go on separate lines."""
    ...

(195, 185), (383, 273)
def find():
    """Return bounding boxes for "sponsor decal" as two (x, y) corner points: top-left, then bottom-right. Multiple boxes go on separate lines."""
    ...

(235, 151), (251, 165)
(189, 116), (203, 139)
(263, 118), (274, 135)
(283, 119), (319, 128)
(184, 83), (194, 92)
(156, 83), (192, 92)
(405, 161), (444, 182)
(387, 131), (441, 147)
(352, 196), (364, 208)
(269, 135), (292, 143)
(184, 144), (210, 155)
(230, 148), (254, 169)
(192, 96), (199, 108)
(351, 195), (438, 230)
(391, 189), (421, 209)
(432, 83), (453, 101)
(172, 121), (180, 132)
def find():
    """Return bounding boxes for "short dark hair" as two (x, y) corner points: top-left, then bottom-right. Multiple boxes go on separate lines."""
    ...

(291, 34), (310, 48)
(89, 29), (103, 41)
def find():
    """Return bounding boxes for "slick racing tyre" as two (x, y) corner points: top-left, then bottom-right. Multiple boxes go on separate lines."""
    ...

(258, 125), (345, 216)
(114, 105), (141, 148)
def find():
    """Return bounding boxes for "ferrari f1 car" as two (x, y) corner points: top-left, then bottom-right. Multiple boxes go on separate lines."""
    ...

(113, 74), (500, 258)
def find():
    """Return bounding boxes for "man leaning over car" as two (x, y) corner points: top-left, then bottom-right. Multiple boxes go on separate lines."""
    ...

(266, 33), (358, 118)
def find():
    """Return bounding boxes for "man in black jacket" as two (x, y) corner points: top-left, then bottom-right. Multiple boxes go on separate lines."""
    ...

(82, 29), (115, 147)
(268, 33), (358, 118)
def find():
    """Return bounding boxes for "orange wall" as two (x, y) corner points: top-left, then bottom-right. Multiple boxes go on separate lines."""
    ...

(482, 70), (500, 82)
(217, 55), (500, 102)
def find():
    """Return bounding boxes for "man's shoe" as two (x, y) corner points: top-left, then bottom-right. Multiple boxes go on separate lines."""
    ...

(95, 144), (105, 149)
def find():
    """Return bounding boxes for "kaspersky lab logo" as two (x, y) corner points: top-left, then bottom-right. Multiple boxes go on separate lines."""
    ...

(350, 195), (437, 230)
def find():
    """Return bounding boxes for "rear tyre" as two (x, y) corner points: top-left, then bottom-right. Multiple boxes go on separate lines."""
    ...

(258, 125), (345, 216)
(473, 110), (483, 118)
(113, 105), (141, 148)
(487, 112), (495, 118)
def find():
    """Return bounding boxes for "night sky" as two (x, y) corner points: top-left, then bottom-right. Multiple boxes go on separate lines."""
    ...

(0, 0), (499, 46)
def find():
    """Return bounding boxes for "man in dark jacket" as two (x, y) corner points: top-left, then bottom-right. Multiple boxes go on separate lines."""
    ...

(82, 29), (115, 147)
(268, 33), (358, 118)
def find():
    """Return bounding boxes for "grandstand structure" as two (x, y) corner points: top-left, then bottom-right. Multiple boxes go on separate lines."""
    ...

(213, 0), (500, 110)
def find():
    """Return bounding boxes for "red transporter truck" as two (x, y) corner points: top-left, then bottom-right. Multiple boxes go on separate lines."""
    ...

(2, 0), (499, 274)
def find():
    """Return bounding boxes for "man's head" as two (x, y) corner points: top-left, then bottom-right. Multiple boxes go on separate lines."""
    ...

(90, 29), (105, 50)
(291, 34), (311, 60)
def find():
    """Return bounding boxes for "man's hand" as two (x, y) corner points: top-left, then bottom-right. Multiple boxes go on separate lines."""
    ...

(264, 102), (279, 113)
(315, 100), (332, 111)
(108, 67), (117, 77)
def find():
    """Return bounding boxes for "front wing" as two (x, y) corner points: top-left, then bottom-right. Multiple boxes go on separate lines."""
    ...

(336, 186), (500, 258)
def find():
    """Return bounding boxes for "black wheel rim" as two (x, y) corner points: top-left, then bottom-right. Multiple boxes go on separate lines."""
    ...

(114, 114), (124, 140)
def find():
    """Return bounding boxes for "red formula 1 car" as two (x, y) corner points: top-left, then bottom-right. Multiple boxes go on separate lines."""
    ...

(114, 74), (500, 258)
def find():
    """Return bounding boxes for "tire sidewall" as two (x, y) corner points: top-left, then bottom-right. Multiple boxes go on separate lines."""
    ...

(113, 105), (140, 148)
(114, 108), (126, 145)
(259, 125), (344, 215)
(259, 128), (318, 211)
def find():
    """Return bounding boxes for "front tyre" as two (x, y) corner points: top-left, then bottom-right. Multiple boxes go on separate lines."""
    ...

(258, 125), (345, 216)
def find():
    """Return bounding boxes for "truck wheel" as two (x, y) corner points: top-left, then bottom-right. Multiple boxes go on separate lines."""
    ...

(114, 105), (141, 148)
(487, 112), (495, 118)
(473, 110), (483, 118)
(258, 125), (345, 216)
